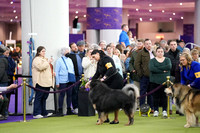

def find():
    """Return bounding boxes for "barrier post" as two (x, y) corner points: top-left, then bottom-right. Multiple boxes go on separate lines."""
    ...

(127, 72), (130, 84)
(162, 76), (173, 118)
(22, 78), (27, 122)
(166, 76), (170, 118)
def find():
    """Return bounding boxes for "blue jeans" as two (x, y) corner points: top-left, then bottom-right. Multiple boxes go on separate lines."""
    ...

(72, 76), (81, 109)
(139, 76), (154, 109)
(33, 84), (50, 116)
(58, 83), (72, 109)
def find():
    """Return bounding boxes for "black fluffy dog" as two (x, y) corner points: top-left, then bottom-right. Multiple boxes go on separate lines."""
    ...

(89, 79), (139, 125)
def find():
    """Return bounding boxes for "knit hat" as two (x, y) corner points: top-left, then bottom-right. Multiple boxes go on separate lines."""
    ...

(77, 40), (86, 46)
(0, 45), (6, 54)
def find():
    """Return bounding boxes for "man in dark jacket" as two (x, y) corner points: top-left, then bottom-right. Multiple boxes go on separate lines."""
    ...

(0, 45), (9, 120)
(0, 45), (8, 86)
(164, 40), (181, 83)
(134, 39), (155, 111)
(68, 42), (84, 114)
(164, 40), (181, 115)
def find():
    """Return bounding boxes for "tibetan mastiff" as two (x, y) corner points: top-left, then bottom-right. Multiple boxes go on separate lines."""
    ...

(89, 79), (139, 125)
(165, 83), (200, 128)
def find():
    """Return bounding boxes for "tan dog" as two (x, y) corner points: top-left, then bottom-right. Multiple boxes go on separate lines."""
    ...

(165, 83), (200, 128)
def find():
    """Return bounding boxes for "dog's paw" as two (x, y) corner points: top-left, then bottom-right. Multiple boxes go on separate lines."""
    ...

(96, 122), (102, 125)
(184, 124), (191, 128)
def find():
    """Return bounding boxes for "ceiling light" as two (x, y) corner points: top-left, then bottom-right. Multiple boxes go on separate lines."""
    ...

(13, 10), (16, 13)
(149, 4), (152, 7)
(180, 3), (183, 5)
(10, 19), (13, 22)
(15, 16), (18, 19)
(169, 18), (172, 21)
(83, 15), (86, 17)
(149, 9), (152, 12)
(162, 10), (165, 13)
(150, 18), (152, 21)
(127, 14), (130, 17)
(75, 16), (78, 18)
(181, 16), (184, 19)
(173, 13), (176, 15)
(140, 18), (143, 21)
(133, 0), (136, 2)
(136, 8), (139, 11)
(75, 11), (78, 14)
(10, 1), (13, 4)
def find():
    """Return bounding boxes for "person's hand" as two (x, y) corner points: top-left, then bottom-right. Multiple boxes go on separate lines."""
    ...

(53, 72), (56, 77)
(187, 84), (191, 88)
(132, 70), (136, 73)
(56, 85), (59, 88)
(49, 57), (53, 63)
(8, 84), (17, 89)
(85, 81), (91, 88)
(0, 95), (4, 100)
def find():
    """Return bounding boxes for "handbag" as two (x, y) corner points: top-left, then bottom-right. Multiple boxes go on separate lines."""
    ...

(61, 57), (76, 83)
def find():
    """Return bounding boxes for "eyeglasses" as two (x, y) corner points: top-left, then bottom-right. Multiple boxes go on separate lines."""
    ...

(180, 59), (186, 62)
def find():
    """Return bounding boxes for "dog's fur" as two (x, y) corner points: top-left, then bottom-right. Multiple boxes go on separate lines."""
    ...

(165, 83), (200, 128)
(89, 79), (139, 125)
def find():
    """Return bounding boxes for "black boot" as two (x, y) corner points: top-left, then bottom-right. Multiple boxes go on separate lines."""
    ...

(57, 108), (64, 116)
(67, 108), (74, 115)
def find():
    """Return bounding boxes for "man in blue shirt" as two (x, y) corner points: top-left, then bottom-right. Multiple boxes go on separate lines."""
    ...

(119, 24), (130, 49)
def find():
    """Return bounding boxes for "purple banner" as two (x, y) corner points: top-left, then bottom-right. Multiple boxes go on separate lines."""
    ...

(183, 24), (194, 36)
(69, 34), (84, 44)
(87, 7), (122, 30)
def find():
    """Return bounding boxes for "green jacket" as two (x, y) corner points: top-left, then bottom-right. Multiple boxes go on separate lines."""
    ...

(134, 48), (155, 78)
(129, 50), (141, 81)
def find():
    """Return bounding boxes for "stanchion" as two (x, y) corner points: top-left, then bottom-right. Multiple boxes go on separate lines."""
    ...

(162, 76), (174, 119)
(127, 73), (130, 84)
(21, 78), (28, 122)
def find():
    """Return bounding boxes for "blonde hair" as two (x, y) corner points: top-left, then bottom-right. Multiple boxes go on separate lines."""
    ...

(191, 49), (199, 55)
(179, 52), (193, 71)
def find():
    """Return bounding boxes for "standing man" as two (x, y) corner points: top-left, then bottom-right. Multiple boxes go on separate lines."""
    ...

(164, 40), (181, 115)
(68, 42), (84, 114)
(119, 24), (130, 49)
(129, 39), (144, 89)
(77, 40), (86, 56)
(165, 40), (181, 83)
(134, 39), (155, 112)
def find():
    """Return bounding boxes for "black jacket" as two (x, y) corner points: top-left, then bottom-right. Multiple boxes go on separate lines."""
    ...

(164, 49), (180, 77)
(68, 52), (84, 76)
(0, 55), (8, 83)
(92, 55), (123, 89)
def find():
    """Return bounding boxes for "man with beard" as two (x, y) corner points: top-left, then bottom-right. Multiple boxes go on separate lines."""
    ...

(68, 42), (84, 114)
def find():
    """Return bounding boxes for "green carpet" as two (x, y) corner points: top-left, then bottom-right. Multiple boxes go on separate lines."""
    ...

(0, 109), (199, 133)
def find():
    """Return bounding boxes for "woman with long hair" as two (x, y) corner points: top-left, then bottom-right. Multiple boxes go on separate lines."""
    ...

(32, 46), (55, 119)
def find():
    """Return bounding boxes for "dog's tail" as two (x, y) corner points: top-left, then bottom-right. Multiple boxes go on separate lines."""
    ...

(122, 84), (140, 110)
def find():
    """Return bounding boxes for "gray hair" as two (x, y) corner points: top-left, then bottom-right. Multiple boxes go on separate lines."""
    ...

(90, 43), (100, 50)
(60, 47), (70, 56)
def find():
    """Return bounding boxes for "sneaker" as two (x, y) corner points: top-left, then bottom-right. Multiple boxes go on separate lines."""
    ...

(162, 111), (167, 117)
(33, 115), (43, 119)
(47, 113), (53, 117)
(73, 108), (78, 114)
(153, 111), (159, 117)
